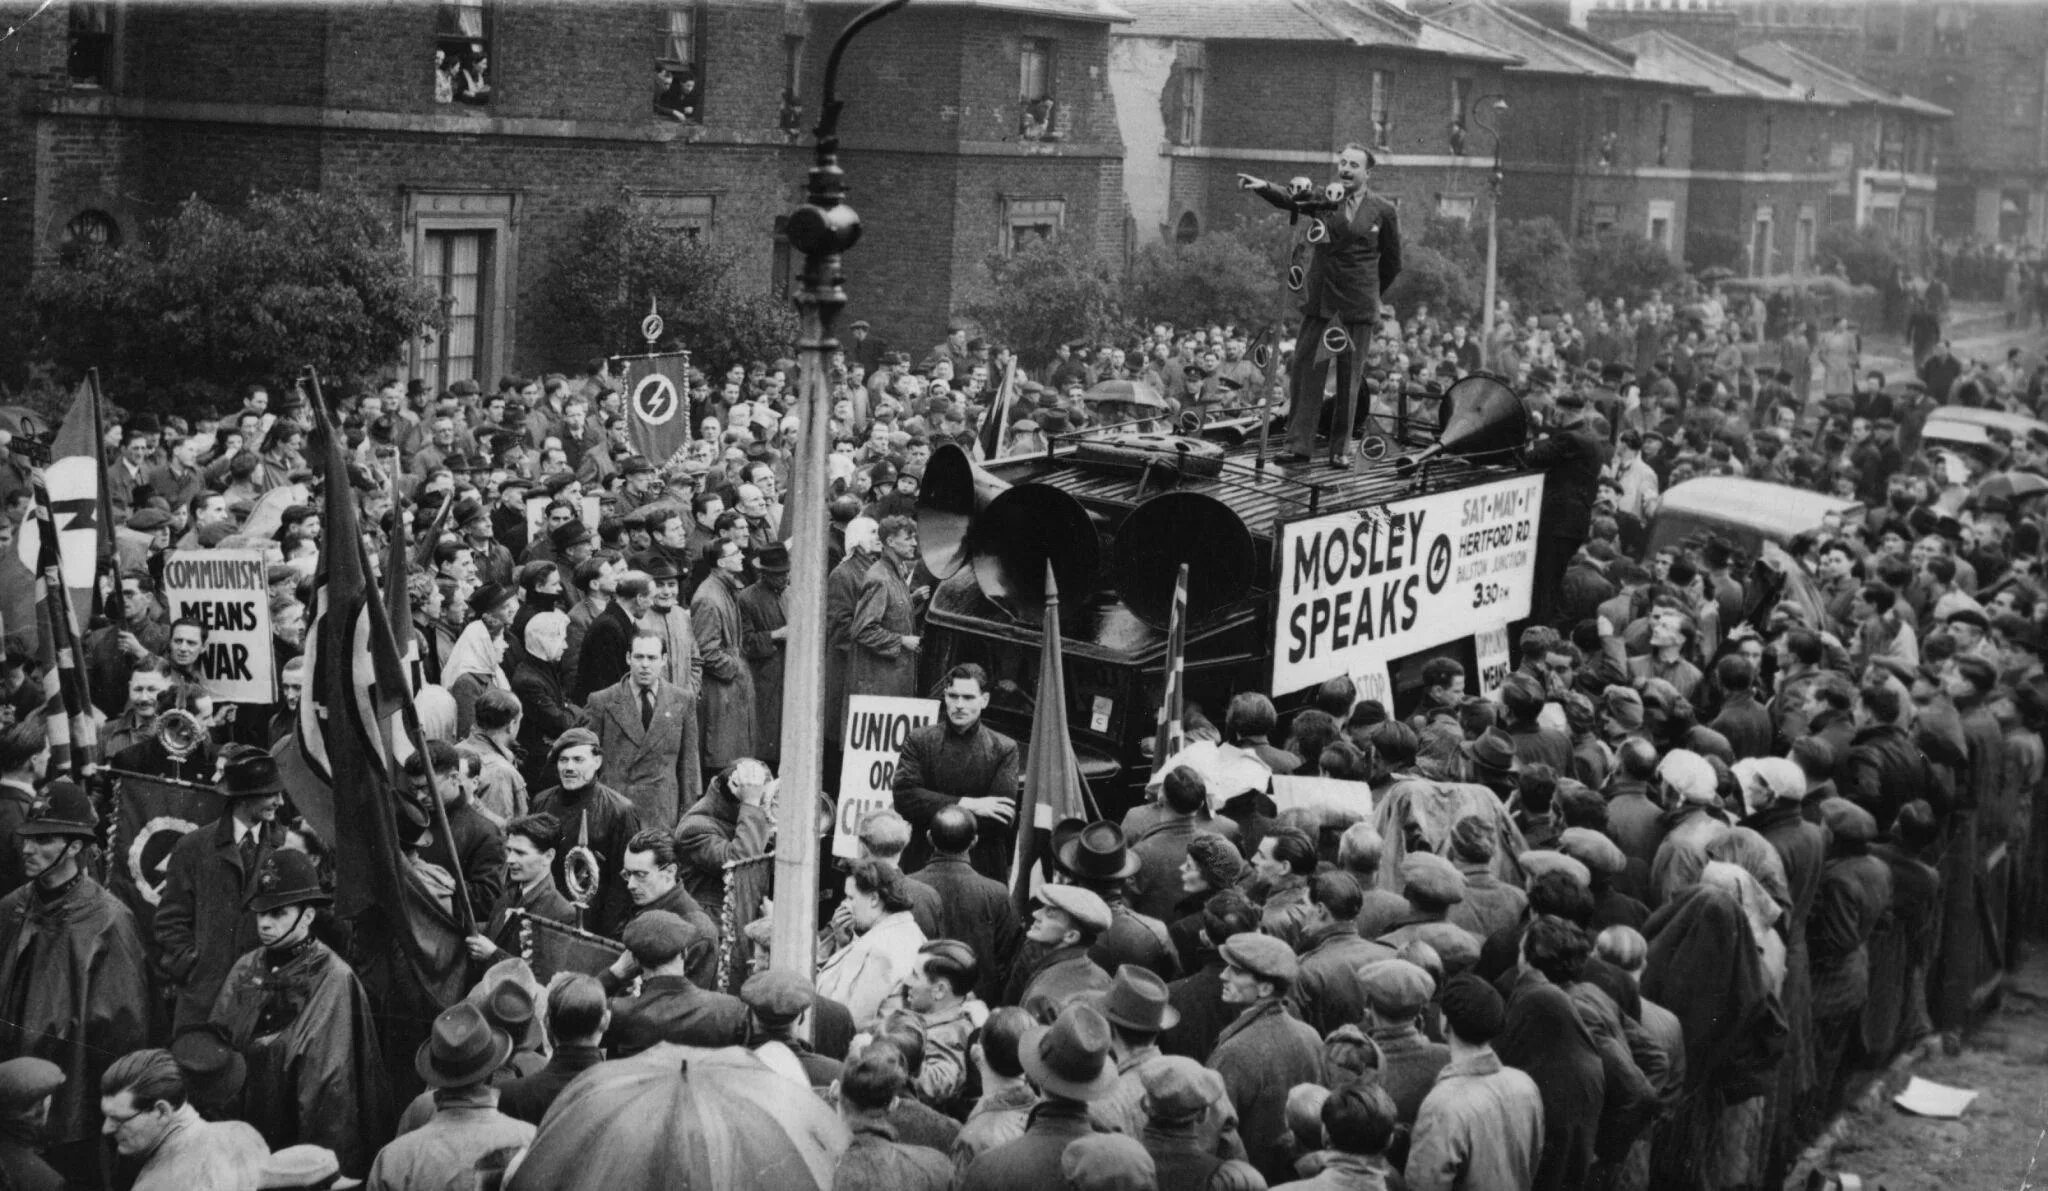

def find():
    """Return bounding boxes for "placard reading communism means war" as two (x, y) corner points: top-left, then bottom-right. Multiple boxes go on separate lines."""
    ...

(161, 549), (276, 704)
(1271, 474), (1545, 697)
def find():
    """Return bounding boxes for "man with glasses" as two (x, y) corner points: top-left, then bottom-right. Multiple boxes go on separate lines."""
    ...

(600, 830), (719, 992)
(98, 1049), (265, 1190)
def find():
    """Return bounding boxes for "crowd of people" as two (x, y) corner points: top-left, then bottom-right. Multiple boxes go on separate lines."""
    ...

(0, 276), (2037, 1191)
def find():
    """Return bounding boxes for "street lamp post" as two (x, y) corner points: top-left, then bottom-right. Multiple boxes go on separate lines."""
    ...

(1474, 96), (1508, 371)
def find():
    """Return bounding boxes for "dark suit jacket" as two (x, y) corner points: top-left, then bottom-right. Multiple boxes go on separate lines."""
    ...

(497, 1043), (604, 1124)
(603, 974), (749, 1056)
(1526, 418), (1606, 540)
(909, 854), (1020, 1004)
(1249, 182), (1402, 323)
(155, 814), (287, 1030)
(417, 798), (507, 928)
(573, 602), (640, 703)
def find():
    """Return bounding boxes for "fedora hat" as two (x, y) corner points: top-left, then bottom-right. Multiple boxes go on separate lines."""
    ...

(1460, 727), (1518, 773)
(244, 850), (332, 913)
(1056, 820), (1141, 882)
(170, 1023), (247, 1107)
(415, 1002), (513, 1090)
(1093, 964), (1180, 1033)
(1018, 1004), (1119, 1102)
(219, 751), (286, 800)
(753, 542), (791, 573)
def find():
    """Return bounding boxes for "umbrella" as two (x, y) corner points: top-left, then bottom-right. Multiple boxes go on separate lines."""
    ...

(508, 1044), (848, 1191)
(1080, 378), (1166, 409)
(1697, 265), (1735, 282)
(1975, 471), (2048, 505)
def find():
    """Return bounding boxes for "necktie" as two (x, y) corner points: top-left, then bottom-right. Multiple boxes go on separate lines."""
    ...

(1344, 192), (1362, 227)
(240, 830), (258, 870)
(641, 689), (655, 729)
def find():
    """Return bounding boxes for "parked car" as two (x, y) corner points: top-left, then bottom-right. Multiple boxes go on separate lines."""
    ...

(1646, 476), (1864, 561)
(1920, 407), (2048, 480)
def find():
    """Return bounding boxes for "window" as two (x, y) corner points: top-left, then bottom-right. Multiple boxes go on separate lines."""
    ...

(1174, 212), (1201, 244)
(1761, 113), (1774, 171)
(1020, 39), (1057, 140)
(1657, 101), (1672, 166)
(1750, 205), (1775, 276)
(1933, 4), (1968, 54)
(2004, 65), (2040, 128)
(68, 1), (114, 89)
(1598, 96), (1622, 166)
(1437, 194), (1476, 222)
(1450, 76), (1472, 154)
(1370, 70), (1392, 151)
(417, 230), (495, 392)
(1004, 197), (1065, 255)
(1647, 200), (1675, 252)
(779, 35), (804, 135)
(435, 0), (490, 106)
(1587, 203), (1619, 233)
(1867, 1), (1903, 53)
(656, 6), (706, 123)
(1795, 205), (1816, 272)
(61, 210), (120, 253)
(2000, 188), (2032, 241)
(1173, 49), (1205, 145)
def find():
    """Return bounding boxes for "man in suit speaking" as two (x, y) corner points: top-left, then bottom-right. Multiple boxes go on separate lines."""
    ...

(1240, 142), (1402, 467)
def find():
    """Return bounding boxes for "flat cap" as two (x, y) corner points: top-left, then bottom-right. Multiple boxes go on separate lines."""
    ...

(1219, 932), (1298, 984)
(1946, 607), (1990, 630)
(1820, 797), (1878, 845)
(1038, 884), (1112, 935)
(1439, 973), (1506, 1044)
(1449, 814), (1494, 863)
(550, 519), (594, 551)
(740, 969), (815, 1024)
(1555, 828), (1625, 877)
(1138, 1055), (1221, 1121)
(127, 508), (172, 531)
(1360, 959), (1436, 1017)
(257, 1145), (348, 1190)
(1060, 1134), (1156, 1191)
(1657, 748), (1718, 805)
(1399, 851), (1465, 906)
(0, 1058), (62, 1111)
(1519, 849), (1592, 888)
(621, 910), (696, 963)
(1602, 684), (1645, 730)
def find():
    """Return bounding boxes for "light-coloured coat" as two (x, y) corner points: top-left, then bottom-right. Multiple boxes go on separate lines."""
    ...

(587, 677), (694, 829)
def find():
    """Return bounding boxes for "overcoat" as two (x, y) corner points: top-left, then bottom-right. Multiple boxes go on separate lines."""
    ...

(690, 569), (757, 771)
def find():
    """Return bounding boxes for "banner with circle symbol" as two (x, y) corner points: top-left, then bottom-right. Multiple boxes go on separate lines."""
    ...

(611, 351), (694, 465)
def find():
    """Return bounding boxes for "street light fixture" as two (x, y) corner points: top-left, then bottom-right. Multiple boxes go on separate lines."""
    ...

(1472, 95), (1509, 370)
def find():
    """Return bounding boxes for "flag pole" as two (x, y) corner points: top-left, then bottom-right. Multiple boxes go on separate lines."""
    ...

(83, 368), (124, 626)
(771, 0), (911, 989)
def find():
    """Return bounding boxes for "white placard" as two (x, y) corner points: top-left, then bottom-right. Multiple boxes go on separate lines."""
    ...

(1351, 657), (1394, 715)
(159, 549), (275, 704)
(1270, 775), (1373, 824)
(1271, 473), (1544, 697)
(832, 695), (940, 860)
(1475, 622), (1512, 700)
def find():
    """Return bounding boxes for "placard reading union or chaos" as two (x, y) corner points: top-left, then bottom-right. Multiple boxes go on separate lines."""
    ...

(160, 549), (276, 704)
(832, 695), (940, 860)
(1271, 473), (1545, 697)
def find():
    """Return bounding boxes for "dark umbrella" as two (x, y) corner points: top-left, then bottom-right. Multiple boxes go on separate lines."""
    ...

(507, 1044), (848, 1191)
(1697, 266), (1735, 282)
(1080, 378), (1166, 409)
(1975, 471), (2048, 505)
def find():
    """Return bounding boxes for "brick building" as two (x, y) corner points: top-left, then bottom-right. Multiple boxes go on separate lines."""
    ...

(1421, 0), (1697, 253)
(1733, 40), (1948, 260)
(1107, 0), (1516, 250)
(1587, 0), (2047, 245)
(1609, 29), (1841, 278)
(0, 0), (1130, 388)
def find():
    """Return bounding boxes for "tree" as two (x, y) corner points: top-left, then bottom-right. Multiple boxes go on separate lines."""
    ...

(540, 203), (798, 377)
(1384, 243), (1479, 323)
(27, 191), (442, 408)
(958, 235), (1123, 369)
(1493, 218), (1579, 314)
(1122, 227), (1286, 335)
(1574, 229), (1684, 304)
(1684, 226), (1746, 276)
(1816, 222), (1902, 289)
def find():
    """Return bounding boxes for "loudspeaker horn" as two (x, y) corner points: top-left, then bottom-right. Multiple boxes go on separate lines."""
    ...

(1392, 374), (1528, 477)
(916, 444), (1101, 613)
(1110, 491), (1256, 629)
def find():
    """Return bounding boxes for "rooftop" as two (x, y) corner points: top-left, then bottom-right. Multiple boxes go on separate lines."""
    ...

(1427, 0), (1679, 85)
(1116, 0), (1519, 61)
(811, 0), (1133, 22)
(1609, 28), (1829, 103)
(1734, 41), (1951, 120)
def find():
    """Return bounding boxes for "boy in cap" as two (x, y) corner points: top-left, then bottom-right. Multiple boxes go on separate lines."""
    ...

(1359, 959), (1448, 1125)
(0, 782), (151, 1185)
(1013, 885), (1115, 1011)
(1210, 933), (1323, 1182)
(1132, 1055), (1262, 1190)
(1405, 974), (1542, 1191)
(0, 1057), (64, 1191)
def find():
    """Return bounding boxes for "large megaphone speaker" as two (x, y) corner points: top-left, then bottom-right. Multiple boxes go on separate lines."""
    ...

(1392, 374), (1529, 477)
(917, 444), (1100, 612)
(1110, 491), (1256, 629)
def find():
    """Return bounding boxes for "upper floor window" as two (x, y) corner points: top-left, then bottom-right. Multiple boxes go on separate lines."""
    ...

(1933, 5), (1968, 54)
(1020, 39), (1058, 140)
(1657, 101), (1672, 166)
(779, 35), (805, 136)
(435, 0), (490, 106)
(1005, 197), (1065, 255)
(1867, 2), (1903, 53)
(1449, 77), (1472, 154)
(1175, 59), (1204, 145)
(656, 5), (706, 122)
(68, 1), (114, 89)
(1370, 70), (1392, 152)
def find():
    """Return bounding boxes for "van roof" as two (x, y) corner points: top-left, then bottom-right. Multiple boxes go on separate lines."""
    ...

(1922, 407), (2048, 445)
(1656, 476), (1861, 532)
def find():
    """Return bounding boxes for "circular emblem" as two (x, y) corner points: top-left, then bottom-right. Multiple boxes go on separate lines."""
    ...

(1426, 535), (1452, 594)
(632, 373), (681, 427)
(126, 815), (199, 906)
(640, 313), (665, 343)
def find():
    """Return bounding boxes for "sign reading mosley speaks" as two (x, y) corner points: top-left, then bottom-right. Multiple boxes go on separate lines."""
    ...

(160, 549), (275, 704)
(832, 695), (940, 860)
(1272, 473), (1545, 697)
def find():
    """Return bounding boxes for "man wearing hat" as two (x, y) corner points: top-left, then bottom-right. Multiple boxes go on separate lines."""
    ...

(0, 783), (150, 1183)
(1087, 966), (1240, 1158)
(957, 1004), (1121, 1191)
(1209, 931), (1322, 1181)
(1055, 820), (1177, 980)
(155, 749), (290, 1032)
(208, 850), (388, 1177)
(257, 1144), (359, 1190)
(170, 1022), (250, 1123)
(602, 910), (748, 1055)
(741, 968), (838, 1088)
(365, 1003), (534, 1190)
(456, 496), (514, 589)
(1012, 884), (1114, 1011)
(490, 474), (534, 557)
(0, 1057), (65, 1191)
(1357, 958), (1448, 1126)
(1375, 853), (1482, 973)
(1526, 370), (1606, 626)
(735, 541), (791, 767)
(1130, 1055), (1262, 1190)
(1404, 973), (1542, 1191)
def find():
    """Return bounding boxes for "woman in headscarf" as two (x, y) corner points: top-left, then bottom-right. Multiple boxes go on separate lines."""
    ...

(1699, 860), (1786, 1189)
(441, 588), (514, 739)
(1494, 915), (1607, 1191)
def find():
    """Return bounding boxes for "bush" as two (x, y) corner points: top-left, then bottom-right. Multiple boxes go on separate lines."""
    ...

(1574, 229), (1684, 304)
(1684, 226), (1746, 275)
(1385, 244), (1479, 323)
(541, 204), (799, 377)
(1816, 222), (1902, 289)
(959, 235), (1124, 369)
(1494, 218), (1580, 314)
(26, 191), (442, 407)
(1123, 227), (1286, 336)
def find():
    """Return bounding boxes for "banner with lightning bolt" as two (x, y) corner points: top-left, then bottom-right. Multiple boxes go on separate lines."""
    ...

(20, 379), (116, 633)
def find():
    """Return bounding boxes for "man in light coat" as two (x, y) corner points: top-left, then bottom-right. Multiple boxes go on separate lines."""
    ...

(691, 539), (757, 774)
(635, 556), (703, 807)
(1405, 974), (1543, 1191)
(848, 515), (922, 703)
(587, 632), (694, 829)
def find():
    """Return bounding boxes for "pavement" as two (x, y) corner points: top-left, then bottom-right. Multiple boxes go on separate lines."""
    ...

(1859, 300), (2047, 382)
(1792, 950), (2048, 1190)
